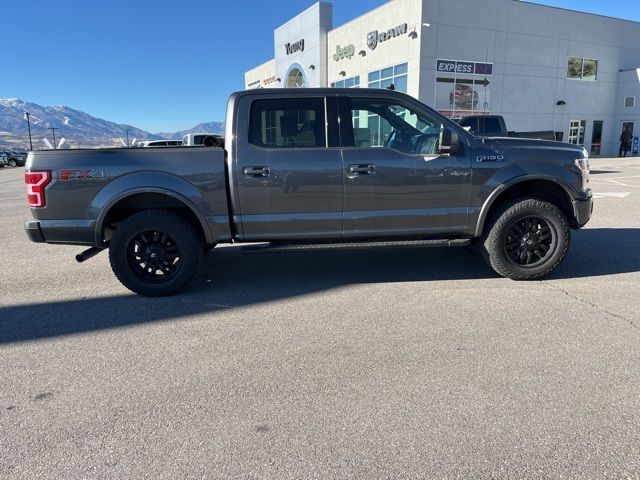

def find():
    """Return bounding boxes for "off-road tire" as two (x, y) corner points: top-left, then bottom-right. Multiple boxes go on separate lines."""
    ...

(109, 209), (203, 296)
(481, 198), (571, 280)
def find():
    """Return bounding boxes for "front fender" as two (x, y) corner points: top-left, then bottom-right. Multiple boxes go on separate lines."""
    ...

(91, 171), (214, 245)
(473, 174), (578, 237)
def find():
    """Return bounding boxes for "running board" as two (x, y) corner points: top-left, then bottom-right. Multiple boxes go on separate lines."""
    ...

(241, 238), (471, 254)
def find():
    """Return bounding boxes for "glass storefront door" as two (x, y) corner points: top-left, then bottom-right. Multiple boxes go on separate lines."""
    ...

(590, 120), (603, 155)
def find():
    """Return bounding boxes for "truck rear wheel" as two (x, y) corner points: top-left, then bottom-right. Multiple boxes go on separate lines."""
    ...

(481, 198), (571, 280)
(109, 210), (203, 296)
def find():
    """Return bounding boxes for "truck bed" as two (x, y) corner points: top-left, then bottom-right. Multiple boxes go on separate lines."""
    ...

(25, 146), (230, 246)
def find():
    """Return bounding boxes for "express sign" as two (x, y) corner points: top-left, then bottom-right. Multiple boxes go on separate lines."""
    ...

(437, 59), (493, 76)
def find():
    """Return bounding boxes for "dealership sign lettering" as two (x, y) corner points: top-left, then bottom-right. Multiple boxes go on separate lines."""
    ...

(333, 44), (355, 62)
(367, 23), (408, 50)
(285, 39), (305, 55)
(437, 59), (493, 76)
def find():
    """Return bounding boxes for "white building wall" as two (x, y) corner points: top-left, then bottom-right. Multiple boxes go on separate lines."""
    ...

(273, 2), (333, 88)
(245, 0), (640, 156)
(244, 59), (277, 90)
(419, 0), (640, 155)
(327, 0), (422, 97)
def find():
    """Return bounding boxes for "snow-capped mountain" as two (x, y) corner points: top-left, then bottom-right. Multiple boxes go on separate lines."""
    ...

(0, 98), (223, 149)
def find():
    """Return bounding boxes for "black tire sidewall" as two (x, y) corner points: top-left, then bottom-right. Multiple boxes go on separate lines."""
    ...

(482, 199), (570, 280)
(9, 160), (17, 167)
(109, 210), (203, 296)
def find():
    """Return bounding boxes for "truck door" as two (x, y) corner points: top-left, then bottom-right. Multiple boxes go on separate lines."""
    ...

(338, 95), (471, 237)
(233, 96), (343, 241)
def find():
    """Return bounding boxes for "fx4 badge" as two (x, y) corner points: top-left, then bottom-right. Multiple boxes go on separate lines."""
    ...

(476, 155), (504, 163)
(59, 169), (107, 181)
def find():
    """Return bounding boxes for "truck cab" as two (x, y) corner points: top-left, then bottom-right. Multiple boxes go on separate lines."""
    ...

(229, 90), (472, 240)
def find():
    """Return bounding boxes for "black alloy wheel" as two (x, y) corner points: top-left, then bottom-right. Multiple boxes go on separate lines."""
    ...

(127, 230), (181, 283)
(503, 216), (555, 267)
(109, 209), (203, 296)
(480, 198), (571, 280)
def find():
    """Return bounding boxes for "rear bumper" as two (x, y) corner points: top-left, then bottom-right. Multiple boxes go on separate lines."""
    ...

(572, 190), (593, 228)
(24, 219), (97, 246)
(25, 220), (45, 243)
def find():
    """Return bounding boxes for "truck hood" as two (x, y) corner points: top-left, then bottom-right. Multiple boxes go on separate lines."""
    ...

(481, 137), (587, 156)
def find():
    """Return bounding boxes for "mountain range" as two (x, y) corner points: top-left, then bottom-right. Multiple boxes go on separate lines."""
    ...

(0, 98), (224, 149)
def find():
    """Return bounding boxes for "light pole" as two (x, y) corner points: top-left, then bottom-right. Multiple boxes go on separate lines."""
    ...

(24, 112), (33, 151)
(48, 127), (58, 149)
(126, 128), (130, 148)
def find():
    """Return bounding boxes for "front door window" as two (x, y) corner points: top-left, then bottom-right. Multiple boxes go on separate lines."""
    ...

(349, 98), (444, 154)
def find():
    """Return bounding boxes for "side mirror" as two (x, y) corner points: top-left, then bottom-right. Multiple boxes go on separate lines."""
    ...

(439, 127), (460, 155)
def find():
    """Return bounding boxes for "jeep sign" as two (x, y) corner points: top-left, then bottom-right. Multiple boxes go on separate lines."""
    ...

(367, 23), (408, 50)
(333, 44), (355, 62)
(285, 39), (305, 55)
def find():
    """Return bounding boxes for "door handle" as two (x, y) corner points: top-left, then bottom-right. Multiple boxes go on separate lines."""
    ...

(243, 166), (270, 177)
(348, 164), (376, 176)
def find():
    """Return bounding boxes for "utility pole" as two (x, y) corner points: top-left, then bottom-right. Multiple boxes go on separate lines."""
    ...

(24, 112), (33, 151)
(126, 128), (130, 148)
(48, 127), (58, 149)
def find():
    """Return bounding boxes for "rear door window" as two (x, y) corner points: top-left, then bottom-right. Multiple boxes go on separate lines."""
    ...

(249, 98), (326, 149)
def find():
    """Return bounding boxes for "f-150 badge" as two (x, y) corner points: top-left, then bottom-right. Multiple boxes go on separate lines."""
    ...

(476, 155), (504, 162)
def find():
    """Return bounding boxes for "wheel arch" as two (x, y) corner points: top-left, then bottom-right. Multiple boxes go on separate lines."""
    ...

(475, 177), (577, 237)
(96, 188), (212, 246)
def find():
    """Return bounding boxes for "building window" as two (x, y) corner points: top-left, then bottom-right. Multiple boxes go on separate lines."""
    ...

(331, 75), (360, 88)
(624, 96), (636, 108)
(368, 63), (408, 93)
(249, 98), (325, 149)
(286, 68), (305, 88)
(591, 120), (603, 155)
(567, 57), (598, 81)
(568, 120), (586, 145)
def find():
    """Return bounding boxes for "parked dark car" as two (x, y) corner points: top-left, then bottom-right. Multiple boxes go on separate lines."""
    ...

(1, 150), (27, 167)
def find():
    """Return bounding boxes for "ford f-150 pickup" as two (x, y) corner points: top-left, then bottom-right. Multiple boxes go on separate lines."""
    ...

(24, 89), (593, 296)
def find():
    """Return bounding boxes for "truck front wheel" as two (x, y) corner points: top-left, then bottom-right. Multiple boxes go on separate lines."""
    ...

(481, 199), (571, 280)
(109, 210), (203, 296)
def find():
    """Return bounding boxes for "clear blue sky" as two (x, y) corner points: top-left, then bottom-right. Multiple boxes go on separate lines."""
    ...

(1, 0), (637, 133)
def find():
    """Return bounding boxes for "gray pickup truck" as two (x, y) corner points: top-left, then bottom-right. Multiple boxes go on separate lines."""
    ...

(24, 88), (593, 296)
(457, 115), (556, 141)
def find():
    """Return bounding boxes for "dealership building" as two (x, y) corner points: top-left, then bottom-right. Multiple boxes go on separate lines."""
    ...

(245, 0), (640, 156)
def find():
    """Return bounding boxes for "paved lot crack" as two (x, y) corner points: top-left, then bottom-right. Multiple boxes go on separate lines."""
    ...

(544, 281), (638, 330)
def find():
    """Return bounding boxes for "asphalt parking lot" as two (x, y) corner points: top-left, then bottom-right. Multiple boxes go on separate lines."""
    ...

(1, 158), (639, 479)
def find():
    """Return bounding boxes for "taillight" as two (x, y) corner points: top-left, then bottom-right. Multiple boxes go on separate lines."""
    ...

(25, 170), (52, 208)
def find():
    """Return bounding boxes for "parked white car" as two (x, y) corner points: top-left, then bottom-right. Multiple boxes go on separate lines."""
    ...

(183, 133), (224, 147)
(140, 140), (183, 148)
